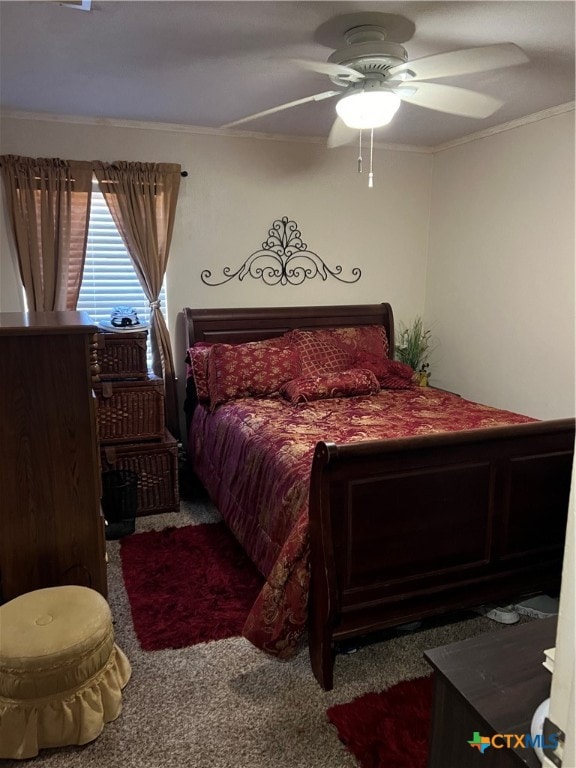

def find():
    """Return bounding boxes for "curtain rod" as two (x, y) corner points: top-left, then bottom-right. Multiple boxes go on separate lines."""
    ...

(0, 161), (189, 177)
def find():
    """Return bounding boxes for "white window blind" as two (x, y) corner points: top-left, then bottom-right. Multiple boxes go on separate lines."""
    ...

(77, 183), (166, 368)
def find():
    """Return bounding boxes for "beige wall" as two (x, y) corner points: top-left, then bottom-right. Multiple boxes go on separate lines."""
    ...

(0, 114), (432, 346)
(425, 110), (575, 419)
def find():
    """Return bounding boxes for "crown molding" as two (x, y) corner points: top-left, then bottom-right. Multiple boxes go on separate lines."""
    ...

(0, 108), (432, 154)
(1, 103), (572, 155)
(0, 108), (322, 144)
(433, 102), (575, 153)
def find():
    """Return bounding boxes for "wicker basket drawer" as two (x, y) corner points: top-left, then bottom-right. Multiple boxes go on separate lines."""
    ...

(95, 377), (164, 443)
(101, 431), (179, 517)
(96, 331), (148, 380)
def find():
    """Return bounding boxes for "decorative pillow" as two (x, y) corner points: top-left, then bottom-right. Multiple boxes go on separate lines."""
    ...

(186, 343), (213, 402)
(208, 340), (300, 409)
(331, 325), (390, 360)
(280, 368), (380, 405)
(288, 329), (357, 377)
(355, 352), (415, 389)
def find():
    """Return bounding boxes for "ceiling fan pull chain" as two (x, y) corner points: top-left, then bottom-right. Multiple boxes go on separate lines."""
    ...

(357, 129), (363, 174)
(368, 127), (374, 188)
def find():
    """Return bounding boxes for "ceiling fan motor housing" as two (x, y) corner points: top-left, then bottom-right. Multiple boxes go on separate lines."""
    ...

(327, 25), (408, 85)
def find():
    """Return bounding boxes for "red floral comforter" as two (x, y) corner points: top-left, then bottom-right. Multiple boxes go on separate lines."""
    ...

(188, 388), (535, 658)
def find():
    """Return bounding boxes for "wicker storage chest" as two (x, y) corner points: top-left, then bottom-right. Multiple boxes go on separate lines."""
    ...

(94, 377), (165, 443)
(96, 331), (148, 380)
(101, 431), (178, 516)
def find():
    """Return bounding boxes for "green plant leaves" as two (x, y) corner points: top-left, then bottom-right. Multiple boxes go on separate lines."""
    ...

(395, 316), (433, 373)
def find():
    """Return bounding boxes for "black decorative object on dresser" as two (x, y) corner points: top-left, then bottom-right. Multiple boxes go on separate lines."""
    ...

(96, 330), (179, 520)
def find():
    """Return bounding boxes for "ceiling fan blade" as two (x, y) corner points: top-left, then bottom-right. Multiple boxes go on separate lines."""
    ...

(394, 82), (504, 118)
(221, 91), (339, 129)
(59, 0), (92, 9)
(388, 43), (528, 82)
(327, 117), (357, 149)
(290, 58), (365, 83)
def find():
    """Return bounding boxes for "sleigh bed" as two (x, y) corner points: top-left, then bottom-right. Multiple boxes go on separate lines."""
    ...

(183, 303), (574, 690)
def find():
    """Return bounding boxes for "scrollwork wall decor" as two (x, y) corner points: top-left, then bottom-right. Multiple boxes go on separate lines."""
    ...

(200, 216), (361, 287)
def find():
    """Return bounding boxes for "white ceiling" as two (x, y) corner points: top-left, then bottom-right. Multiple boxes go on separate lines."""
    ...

(0, 1), (574, 148)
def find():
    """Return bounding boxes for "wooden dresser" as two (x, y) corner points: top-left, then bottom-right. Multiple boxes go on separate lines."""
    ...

(0, 311), (107, 602)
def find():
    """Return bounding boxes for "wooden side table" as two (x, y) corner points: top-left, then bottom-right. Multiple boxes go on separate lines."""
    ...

(424, 618), (557, 768)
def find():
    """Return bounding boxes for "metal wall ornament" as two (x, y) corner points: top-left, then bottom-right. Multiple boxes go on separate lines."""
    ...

(200, 216), (361, 287)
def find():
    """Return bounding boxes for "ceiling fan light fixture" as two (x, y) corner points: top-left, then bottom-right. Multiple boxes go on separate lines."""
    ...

(336, 89), (401, 130)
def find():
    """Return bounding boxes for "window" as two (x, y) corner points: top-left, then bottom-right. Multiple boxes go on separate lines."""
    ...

(77, 183), (166, 369)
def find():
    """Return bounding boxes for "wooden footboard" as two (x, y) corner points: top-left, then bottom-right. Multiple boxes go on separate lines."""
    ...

(308, 418), (575, 690)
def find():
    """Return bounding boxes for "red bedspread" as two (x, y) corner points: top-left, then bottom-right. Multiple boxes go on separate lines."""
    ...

(189, 388), (534, 658)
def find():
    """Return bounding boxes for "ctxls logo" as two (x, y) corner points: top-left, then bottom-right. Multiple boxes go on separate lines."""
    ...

(468, 731), (559, 754)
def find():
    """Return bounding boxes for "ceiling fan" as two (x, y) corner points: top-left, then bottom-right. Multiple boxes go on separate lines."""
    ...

(221, 20), (528, 184)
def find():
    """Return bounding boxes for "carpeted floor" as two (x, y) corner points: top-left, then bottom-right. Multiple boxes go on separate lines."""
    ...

(18, 496), (529, 768)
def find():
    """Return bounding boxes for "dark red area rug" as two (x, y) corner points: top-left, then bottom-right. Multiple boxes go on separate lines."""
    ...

(120, 522), (264, 651)
(327, 675), (433, 768)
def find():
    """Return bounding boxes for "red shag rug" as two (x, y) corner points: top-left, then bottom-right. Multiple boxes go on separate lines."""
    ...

(120, 522), (264, 651)
(327, 675), (433, 768)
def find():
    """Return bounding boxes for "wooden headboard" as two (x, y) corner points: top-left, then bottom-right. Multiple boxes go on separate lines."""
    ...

(183, 303), (394, 427)
(184, 302), (394, 350)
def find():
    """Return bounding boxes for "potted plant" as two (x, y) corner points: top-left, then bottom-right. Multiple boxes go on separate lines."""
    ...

(395, 316), (433, 386)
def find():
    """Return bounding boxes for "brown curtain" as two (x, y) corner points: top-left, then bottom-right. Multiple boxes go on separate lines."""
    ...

(93, 161), (181, 439)
(0, 155), (93, 310)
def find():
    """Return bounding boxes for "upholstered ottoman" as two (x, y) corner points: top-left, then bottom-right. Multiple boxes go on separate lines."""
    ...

(0, 585), (132, 760)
